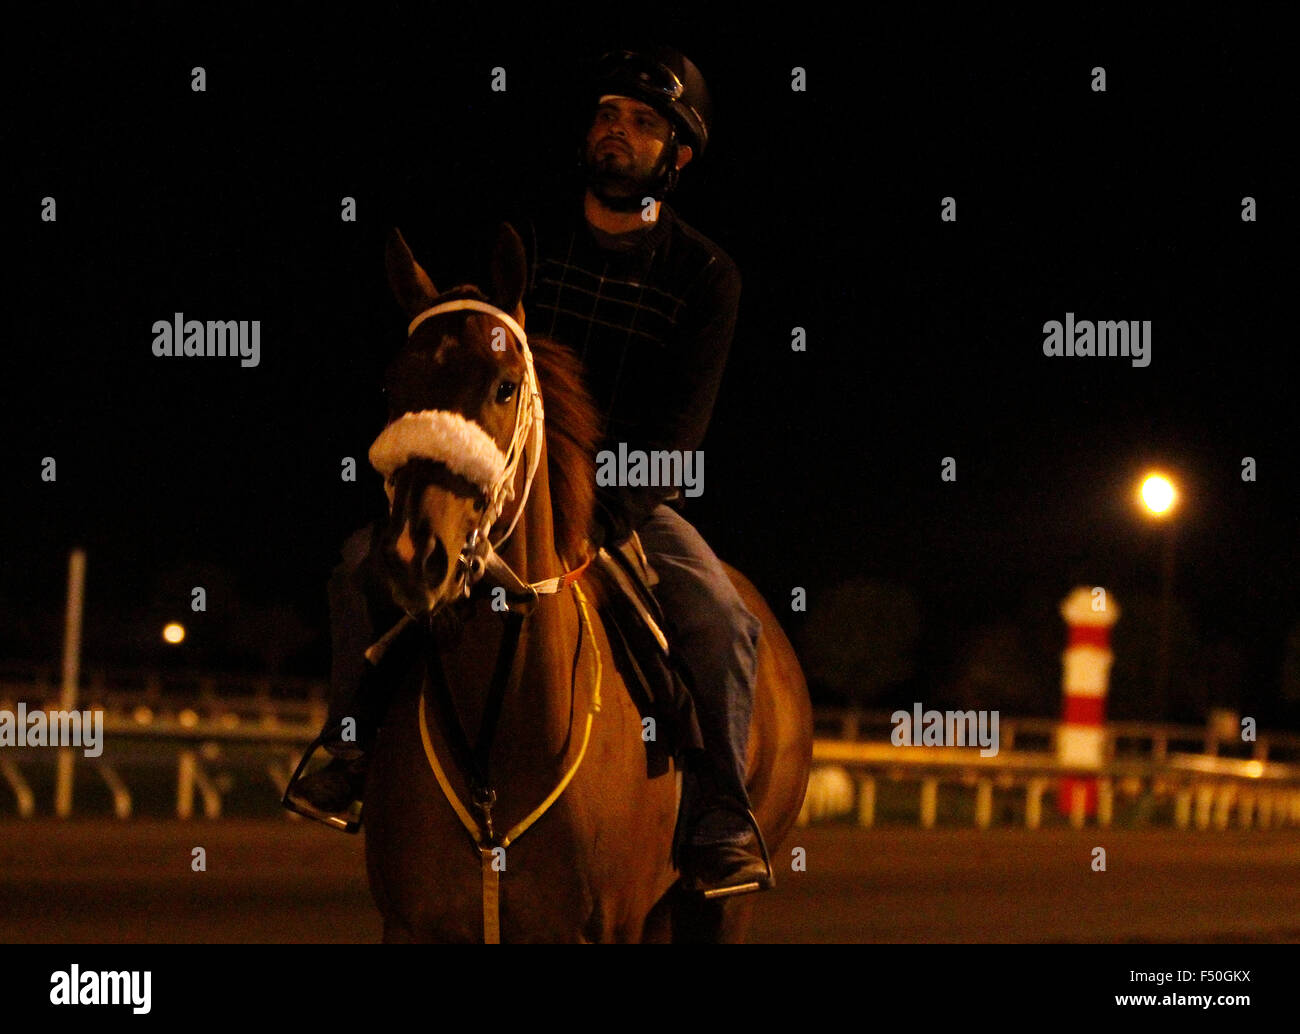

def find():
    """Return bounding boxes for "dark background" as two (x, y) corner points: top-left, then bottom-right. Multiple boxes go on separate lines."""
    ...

(4, 10), (1295, 725)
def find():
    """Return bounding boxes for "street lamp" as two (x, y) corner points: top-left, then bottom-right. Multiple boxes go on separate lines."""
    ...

(1137, 471), (1179, 718)
(1140, 474), (1177, 518)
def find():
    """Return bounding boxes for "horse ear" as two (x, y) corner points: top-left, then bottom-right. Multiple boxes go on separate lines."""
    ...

(386, 227), (439, 317)
(489, 222), (527, 319)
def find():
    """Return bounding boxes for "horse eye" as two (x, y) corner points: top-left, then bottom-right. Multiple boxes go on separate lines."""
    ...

(496, 381), (517, 403)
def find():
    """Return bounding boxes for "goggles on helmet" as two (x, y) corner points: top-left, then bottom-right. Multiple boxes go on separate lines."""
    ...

(593, 50), (686, 103)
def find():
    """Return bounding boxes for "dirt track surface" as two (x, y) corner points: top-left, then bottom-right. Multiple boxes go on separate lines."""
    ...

(2, 821), (1299, 943)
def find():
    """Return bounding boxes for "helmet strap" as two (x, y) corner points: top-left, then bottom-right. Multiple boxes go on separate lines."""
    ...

(655, 129), (681, 197)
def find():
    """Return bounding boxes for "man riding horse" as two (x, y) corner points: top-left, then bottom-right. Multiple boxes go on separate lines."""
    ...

(287, 45), (772, 898)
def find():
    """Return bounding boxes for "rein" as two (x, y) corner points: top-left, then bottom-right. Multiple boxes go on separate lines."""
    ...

(415, 581), (601, 944)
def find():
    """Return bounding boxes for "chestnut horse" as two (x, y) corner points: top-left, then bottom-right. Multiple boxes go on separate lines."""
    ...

(361, 224), (811, 943)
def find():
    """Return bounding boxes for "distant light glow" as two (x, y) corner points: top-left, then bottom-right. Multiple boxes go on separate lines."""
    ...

(1140, 474), (1177, 517)
(163, 622), (186, 644)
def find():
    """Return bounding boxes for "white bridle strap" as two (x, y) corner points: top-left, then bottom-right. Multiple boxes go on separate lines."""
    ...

(408, 299), (527, 349)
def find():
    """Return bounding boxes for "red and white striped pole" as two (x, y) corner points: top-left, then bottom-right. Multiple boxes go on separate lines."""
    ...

(1056, 586), (1119, 818)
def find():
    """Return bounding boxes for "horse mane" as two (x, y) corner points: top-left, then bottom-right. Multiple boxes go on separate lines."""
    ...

(528, 331), (599, 564)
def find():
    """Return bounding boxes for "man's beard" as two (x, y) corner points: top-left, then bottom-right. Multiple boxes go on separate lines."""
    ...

(583, 148), (669, 212)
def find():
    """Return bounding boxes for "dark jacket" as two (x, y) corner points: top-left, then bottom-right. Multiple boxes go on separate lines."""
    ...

(517, 198), (742, 544)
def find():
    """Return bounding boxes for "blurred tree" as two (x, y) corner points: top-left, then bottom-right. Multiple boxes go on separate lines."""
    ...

(1108, 593), (1198, 721)
(1278, 619), (1300, 721)
(1192, 639), (1246, 716)
(944, 622), (1041, 714)
(799, 578), (921, 707)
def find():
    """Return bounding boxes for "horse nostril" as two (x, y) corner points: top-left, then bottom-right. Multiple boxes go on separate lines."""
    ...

(423, 538), (449, 585)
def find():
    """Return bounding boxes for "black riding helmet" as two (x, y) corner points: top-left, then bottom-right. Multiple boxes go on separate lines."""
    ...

(582, 46), (713, 201)
(588, 46), (713, 156)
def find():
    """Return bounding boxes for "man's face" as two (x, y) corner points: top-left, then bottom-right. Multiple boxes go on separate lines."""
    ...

(583, 96), (691, 202)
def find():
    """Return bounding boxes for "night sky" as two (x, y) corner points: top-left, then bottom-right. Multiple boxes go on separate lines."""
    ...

(5, 12), (1295, 725)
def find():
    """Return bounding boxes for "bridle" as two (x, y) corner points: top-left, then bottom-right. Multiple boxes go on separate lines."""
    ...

(364, 294), (595, 653)
(368, 297), (548, 607)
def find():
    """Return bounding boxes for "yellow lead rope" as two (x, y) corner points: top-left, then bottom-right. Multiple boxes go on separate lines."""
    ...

(417, 581), (602, 943)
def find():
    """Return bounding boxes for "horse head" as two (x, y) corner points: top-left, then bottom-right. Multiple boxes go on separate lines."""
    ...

(372, 224), (539, 617)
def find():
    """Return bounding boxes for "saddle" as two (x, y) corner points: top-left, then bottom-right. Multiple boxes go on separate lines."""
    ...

(589, 534), (704, 763)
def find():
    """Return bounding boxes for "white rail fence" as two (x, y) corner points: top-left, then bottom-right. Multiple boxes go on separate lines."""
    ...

(3, 671), (1300, 829)
(0, 664), (325, 820)
(801, 708), (1300, 830)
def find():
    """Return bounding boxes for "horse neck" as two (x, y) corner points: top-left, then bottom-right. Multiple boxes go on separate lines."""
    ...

(440, 435), (584, 767)
(495, 432), (562, 586)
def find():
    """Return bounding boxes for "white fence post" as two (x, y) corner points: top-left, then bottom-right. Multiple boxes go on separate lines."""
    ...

(55, 549), (86, 819)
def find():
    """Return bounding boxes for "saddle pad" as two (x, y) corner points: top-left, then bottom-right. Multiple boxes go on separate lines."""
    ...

(598, 534), (669, 651)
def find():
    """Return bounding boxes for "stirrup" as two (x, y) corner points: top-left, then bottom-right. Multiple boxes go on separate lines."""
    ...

(697, 806), (775, 900)
(673, 785), (776, 899)
(281, 733), (364, 834)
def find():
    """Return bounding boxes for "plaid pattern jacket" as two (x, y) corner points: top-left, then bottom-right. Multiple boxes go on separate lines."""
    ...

(517, 199), (742, 544)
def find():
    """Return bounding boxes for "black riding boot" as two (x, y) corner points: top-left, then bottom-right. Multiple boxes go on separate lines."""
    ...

(282, 725), (373, 832)
(283, 599), (420, 833)
(283, 521), (419, 830)
(676, 749), (774, 898)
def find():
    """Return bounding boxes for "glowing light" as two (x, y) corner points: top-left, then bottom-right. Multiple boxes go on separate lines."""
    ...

(1140, 474), (1177, 517)
(163, 623), (186, 644)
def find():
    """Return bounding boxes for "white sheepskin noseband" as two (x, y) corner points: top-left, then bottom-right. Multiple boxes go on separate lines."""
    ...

(368, 409), (506, 492)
